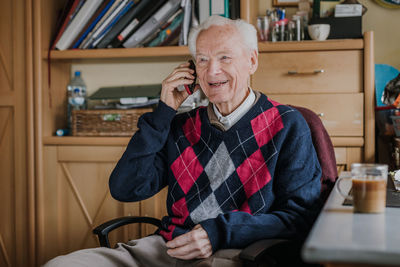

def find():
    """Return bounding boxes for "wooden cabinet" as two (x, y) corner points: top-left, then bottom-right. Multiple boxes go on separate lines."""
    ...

(40, 144), (167, 263)
(252, 36), (375, 172)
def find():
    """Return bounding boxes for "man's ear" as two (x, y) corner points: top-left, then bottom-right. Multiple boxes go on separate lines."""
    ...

(249, 50), (258, 75)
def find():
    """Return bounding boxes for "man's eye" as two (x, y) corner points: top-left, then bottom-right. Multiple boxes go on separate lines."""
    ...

(221, 56), (231, 61)
(197, 58), (208, 64)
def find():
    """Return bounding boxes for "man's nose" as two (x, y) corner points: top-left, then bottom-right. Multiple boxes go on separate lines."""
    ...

(207, 59), (222, 75)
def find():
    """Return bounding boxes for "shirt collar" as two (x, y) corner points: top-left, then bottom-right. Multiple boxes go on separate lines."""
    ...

(212, 88), (256, 130)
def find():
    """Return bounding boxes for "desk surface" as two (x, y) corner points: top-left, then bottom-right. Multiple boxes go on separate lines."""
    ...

(302, 172), (400, 266)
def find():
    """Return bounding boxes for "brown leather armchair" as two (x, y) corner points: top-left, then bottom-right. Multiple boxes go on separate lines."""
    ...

(93, 106), (337, 267)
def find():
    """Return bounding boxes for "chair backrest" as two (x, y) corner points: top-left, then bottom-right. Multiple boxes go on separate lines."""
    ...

(291, 105), (338, 203)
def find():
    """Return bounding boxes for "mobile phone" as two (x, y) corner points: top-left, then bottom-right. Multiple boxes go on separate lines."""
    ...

(177, 60), (196, 95)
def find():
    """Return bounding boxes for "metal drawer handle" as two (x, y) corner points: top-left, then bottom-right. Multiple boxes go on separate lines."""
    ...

(287, 69), (325, 75)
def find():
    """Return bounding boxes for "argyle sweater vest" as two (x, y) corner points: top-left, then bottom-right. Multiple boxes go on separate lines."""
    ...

(109, 93), (321, 252)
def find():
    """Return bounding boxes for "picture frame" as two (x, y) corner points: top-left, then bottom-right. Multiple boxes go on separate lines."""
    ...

(272, 0), (312, 7)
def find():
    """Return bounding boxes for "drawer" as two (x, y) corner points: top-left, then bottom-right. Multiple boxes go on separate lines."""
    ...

(268, 93), (363, 136)
(252, 50), (363, 94)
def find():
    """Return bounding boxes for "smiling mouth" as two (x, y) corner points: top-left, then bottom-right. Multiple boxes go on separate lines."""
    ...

(208, 80), (228, 86)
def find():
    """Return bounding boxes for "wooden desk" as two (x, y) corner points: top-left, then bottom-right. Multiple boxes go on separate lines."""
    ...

(302, 172), (400, 267)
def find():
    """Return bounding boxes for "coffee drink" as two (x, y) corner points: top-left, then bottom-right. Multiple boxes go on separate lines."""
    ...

(352, 177), (386, 213)
(336, 163), (388, 213)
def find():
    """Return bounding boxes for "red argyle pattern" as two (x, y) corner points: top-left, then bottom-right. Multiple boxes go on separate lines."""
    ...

(171, 146), (204, 194)
(251, 106), (283, 148)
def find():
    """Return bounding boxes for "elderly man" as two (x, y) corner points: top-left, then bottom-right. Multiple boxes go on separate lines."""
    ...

(45, 15), (321, 267)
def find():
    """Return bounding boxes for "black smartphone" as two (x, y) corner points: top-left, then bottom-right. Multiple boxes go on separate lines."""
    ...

(178, 60), (197, 95)
(186, 60), (197, 95)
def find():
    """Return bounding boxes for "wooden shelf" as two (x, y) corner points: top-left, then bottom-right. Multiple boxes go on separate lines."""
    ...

(47, 39), (364, 61)
(258, 39), (364, 52)
(47, 46), (191, 60)
(43, 136), (130, 146)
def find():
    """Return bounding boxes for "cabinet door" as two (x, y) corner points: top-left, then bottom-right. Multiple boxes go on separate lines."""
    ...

(40, 145), (167, 265)
(0, 0), (31, 266)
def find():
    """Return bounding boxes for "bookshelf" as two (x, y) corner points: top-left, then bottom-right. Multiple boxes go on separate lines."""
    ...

(39, 0), (257, 142)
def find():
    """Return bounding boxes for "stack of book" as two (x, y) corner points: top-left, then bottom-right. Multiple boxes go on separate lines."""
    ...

(50, 0), (241, 50)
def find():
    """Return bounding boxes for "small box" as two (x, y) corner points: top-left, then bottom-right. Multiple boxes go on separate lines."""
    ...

(71, 108), (152, 137)
(309, 17), (362, 39)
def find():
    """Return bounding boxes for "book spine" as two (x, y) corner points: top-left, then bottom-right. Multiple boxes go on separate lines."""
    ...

(198, 0), (210, 23)
(92, 0), (135, 48)
(147, 11), (183, 47)
(50, 0), (81, 50)
(179, 0), (191, 46)
(109, 0), (167, 48)
(210, 0), (229, 18)
(82, 0), (129, 49)
(96, 0), (147, 48)
(72, 0), (116, 49)
(122, 0), (181, 48)
(55, 0), (104, 50)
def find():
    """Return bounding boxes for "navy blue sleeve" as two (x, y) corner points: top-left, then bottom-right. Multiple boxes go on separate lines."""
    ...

(109, 101), (176, 202)
(200, 112), (322, 251)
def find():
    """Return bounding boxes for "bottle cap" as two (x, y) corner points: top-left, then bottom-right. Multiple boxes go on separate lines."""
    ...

(74, 88), (80, 93)
(75, 71), (81, 76)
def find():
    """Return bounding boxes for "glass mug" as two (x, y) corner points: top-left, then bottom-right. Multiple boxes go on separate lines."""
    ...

(336, 163), (388, 213)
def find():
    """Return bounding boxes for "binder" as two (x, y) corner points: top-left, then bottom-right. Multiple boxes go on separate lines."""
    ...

(80, 0), (130, 49)
(78, 0), (123, 49)
(71, 0), (116, 49)
(91, 0), (135, 48)
(97, 0), (167, 48)
(122, 0), (181, 48)
(55, 0), (104, 50)
(50, 0), (79, 50)
(147, 10), (183, 47)
(198, 0), (210, 23)
(229, 0), (240, 19)
(178, 0), (191, 46)
(210, 0), (229, 18)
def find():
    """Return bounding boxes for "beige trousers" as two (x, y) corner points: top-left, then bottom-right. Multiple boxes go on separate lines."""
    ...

(43, 235), (242, 267)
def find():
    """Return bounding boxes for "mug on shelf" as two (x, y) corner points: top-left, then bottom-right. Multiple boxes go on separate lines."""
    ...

(336, 163), (388, 213)
(307, 24), (330, 41)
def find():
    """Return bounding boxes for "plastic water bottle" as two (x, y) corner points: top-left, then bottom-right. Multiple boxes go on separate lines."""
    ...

(67, 71), (87, 129)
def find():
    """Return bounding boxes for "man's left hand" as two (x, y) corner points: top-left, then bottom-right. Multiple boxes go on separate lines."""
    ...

(166, 224), (212, 260)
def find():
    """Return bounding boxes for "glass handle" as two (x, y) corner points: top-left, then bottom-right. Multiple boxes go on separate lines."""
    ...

(335, 175), (353, 201)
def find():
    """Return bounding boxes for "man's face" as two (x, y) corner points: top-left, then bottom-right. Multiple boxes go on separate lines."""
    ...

(195, 24), (258, 114)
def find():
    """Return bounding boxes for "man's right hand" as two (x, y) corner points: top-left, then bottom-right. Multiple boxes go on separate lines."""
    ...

(160, 62), (197, 110)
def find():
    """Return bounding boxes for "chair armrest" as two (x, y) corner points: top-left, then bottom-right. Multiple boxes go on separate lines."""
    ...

(239, 239), (291, 267)
(93, 216), (162, 248)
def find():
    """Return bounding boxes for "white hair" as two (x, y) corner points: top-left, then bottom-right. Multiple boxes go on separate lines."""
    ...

(188, 15), (258, 58)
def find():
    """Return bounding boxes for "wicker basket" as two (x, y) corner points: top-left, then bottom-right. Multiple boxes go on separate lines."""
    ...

(71, 108), (152, 136)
